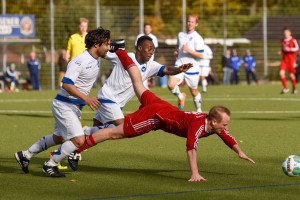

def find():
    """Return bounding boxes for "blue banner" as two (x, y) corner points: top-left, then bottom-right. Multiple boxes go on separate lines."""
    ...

(0, 14), (35, 38)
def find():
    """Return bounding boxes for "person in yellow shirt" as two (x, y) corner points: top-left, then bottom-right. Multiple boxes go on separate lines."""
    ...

(64, 18), (89, 61)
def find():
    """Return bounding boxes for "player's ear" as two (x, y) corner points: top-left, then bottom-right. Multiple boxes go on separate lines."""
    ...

(138, 45), (142, 51)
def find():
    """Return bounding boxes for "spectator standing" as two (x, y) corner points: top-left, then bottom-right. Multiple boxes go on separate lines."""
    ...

(242, 49), (258, 85)
(221, 49), (231, 85)
(296, 51), (300, 83)
(135, 24), (159, 87)
(27, 51), (41, 90)
(230, 49), (241, 85)
(65, 18), (89, 62)
(58, 49), (68, 87)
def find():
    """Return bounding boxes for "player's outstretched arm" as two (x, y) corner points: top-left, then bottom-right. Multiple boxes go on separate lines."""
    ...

(232, 144), (255, 164)
(187, 149), (207, 182)
(163, 63), (193, 76)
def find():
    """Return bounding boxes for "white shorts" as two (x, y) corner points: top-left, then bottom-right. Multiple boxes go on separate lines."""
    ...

(172, 72), (200, 89)
(199, 66), (211, 77)
(94, 102), (124, 124)
(52, 99), (84, 140)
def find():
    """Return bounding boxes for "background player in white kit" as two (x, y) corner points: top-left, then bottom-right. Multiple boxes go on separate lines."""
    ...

(15, 27), (111, 177)
(199, 44), (213, 93)
(168, 15), (205, 112)
(68, 36), (192, 170)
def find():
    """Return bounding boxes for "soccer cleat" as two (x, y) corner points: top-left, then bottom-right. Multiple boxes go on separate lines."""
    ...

(292, 89), (298, 94)
(178, 93), (186, 110)
(68, 152), (81, 171)
(281, 88), (289, 94)
(109, 39), (125, 53)
(43, 162), (65, 177)
(15, 151), (30, 174)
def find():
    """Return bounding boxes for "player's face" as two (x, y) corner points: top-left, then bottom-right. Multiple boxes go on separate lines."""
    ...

(96, 40), (110, 57)
(187, 17), (198, 32)
(212, 113), (230, 134)
(138, 40), (155, 62)
(79, 22), (88, 34)
(284, 30), (291, 38)
(144, 25), (152, 35)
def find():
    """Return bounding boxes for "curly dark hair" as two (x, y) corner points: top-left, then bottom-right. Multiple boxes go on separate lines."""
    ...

(136, 35), (153, 47)
(85, 27), (110, 49)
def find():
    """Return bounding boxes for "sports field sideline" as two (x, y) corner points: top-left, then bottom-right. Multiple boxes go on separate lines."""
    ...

(0, 84), (299, 199)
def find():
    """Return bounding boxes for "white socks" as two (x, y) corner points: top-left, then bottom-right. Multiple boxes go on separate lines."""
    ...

(26, 135), (56, 159)
(47, 141), (78, 166)
(171, 85), (184, 100)
(193, 93), (202, 112)
(84, 124), (116, 136)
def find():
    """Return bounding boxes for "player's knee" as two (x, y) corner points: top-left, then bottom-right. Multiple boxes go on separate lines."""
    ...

(53, 134), (64, 144)
(71, 136), (85, 147)
(279, 70), (285, 77)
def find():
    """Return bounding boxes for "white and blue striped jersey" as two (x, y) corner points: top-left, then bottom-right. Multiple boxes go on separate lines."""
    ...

(99, 52), (165, 107)
(199, 44), (213, 67)
(58, 50), (100, 104)
(175, 31), (205, 73)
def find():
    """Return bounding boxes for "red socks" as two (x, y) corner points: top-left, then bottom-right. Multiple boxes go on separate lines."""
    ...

(115, 49), (135, 70)
(281, 77), (287, 89)
(76, 135), (96, 154)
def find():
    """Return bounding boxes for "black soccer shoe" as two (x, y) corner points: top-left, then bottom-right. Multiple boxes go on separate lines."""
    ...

(15, 151), (30, 174)
(68, 152), (80, 171)
(43, 162), (65, 177)
(109, 39), (125, 53)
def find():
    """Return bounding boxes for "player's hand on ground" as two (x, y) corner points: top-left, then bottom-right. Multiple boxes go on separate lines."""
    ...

(85, 96), (101, 111)
(188, 173), (207, 182)
(109, 39), (125, 53)
(239, 152), (255, 164)
(179, 63), (193, 72)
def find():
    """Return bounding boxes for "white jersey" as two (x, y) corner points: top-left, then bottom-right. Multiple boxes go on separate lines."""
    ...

(99, 52), (165, 107)
(135, 33), (158, 48)
(175, 31), (205, 72)
(58, 50), (100, 101)
(199, 44), (213, 67)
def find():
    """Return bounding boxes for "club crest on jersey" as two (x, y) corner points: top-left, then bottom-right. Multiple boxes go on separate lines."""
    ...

(141, 66), (146, 72)
(75, 60), (81, 66)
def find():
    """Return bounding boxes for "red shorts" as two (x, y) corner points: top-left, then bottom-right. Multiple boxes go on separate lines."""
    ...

(280, 56), (296, 74)
(123, 90), (175, 137)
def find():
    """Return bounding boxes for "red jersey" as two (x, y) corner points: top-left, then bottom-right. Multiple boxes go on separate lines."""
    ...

(280, 37), (299, 73)
(123, 90), (237, 151)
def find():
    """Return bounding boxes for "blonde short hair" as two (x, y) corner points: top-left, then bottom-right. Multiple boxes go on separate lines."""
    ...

(78, 18), (89, 25)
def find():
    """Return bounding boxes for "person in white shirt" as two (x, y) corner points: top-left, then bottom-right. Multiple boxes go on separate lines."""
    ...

(15, 27), (111, 177)
(67, 36), (192, 171)
(199, 44), (213, 93)
(168, 15), (205, 112)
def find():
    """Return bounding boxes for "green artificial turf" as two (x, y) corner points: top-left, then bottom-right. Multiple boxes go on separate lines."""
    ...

(0, 84), (299, 200)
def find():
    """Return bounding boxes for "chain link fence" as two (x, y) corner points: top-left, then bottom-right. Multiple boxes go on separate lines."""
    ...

(1, 0), (299, 89)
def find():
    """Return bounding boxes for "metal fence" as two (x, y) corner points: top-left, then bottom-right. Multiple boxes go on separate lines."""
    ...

(1, 0), (300, 89)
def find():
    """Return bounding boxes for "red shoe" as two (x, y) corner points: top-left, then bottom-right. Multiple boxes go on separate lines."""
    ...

(178, 93), (186, 110)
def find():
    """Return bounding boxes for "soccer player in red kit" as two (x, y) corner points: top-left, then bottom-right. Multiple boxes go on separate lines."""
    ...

(279, 27), (299, 94)
(71, 49), (255, 182)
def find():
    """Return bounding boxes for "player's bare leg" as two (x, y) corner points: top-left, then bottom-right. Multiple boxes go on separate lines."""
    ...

(168, 76), (186, 110)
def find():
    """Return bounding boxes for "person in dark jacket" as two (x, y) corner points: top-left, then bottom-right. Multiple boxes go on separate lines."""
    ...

(27, 51), (41, 90)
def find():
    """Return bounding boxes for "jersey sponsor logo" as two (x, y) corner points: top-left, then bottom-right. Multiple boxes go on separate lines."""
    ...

(75, 60), (81, 66)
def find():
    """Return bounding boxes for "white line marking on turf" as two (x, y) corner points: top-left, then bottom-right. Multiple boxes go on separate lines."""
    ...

(1, 110), (300, 114)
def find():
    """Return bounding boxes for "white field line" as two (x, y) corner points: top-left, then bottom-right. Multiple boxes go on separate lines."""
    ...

(0, 97), (299, 103)
(0, 109), (300, 114)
